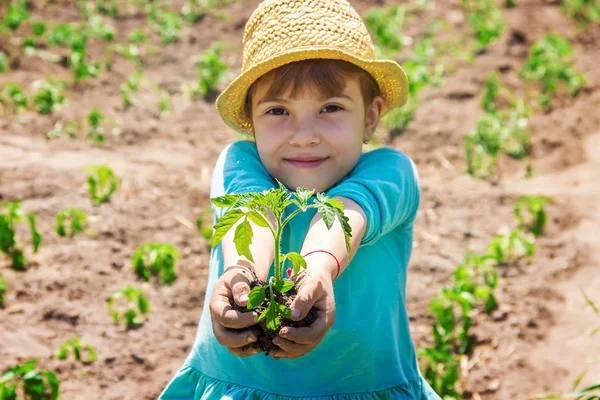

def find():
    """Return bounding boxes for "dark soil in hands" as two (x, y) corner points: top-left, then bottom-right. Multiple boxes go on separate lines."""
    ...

(230, 270), (317, 355)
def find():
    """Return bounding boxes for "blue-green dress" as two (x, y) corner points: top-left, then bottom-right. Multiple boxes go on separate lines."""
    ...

(159, 141), (441, 400)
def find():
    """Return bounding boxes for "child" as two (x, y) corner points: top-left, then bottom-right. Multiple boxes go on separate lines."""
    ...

(160, 0), (441, 398)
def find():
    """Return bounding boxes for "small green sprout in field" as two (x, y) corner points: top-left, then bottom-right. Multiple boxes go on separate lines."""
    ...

(487, 229), (535, 265)
(183, 43), (229, 98)
(461, 0), (506, 50)
(132, 243), (181, 285)
(196, 207), (214, 240)
(0, 275), (6, 308)
(211, 181), (351, 336)
(2, 0), (30, 31)
(500, 99), (531, 159)
(56, 208), (88, 238)
(148, 4), (182, 44)
(32, 78), (66, 115)
(0, 358), (60, 400)
(85, 165), (119, 206)
(47, 23), (76, 47)
(418, 344), (460, 399)
(514, 195), (552, 237)
(520, 33), (586, 110)
(68, 32), (101, 83)
(505, 0), (517, 8)
(0, 51), (8, 73)
(1, 201), (42, 271)
(180, 0), (236, 23)
(481, 72), (506, 113)
(87, 108), (105, 144)
(159, 89), (171, 117)
(56, 337), (97, 363)
(1, 83), (29, 114)
(47, 120), (79, 140)
(118, 28), (148, 65)
(364, 5), (409, 57)
(107, 285), (150, 329)
(120, 70), (144, 108)
(454, 253), (499, 314)
(581, 288), (600, 337)
(561, 0), (600, 29)
(32, 21), (47, 37)
(464, 113), (505, 179)
(96, 0), (120, 18)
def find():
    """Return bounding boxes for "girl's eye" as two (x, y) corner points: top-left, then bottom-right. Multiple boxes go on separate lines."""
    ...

(266, 107), (287, 116)
(322, 105), (343, 113)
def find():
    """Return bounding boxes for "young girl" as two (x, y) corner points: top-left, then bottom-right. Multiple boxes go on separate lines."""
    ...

(160, 0), (441, 398)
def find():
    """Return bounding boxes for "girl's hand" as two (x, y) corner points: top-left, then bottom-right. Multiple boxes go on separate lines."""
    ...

(209, 263), (261, 357)
(271, 268), (336, 359)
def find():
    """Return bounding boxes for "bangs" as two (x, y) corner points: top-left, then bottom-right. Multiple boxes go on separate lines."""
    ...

(245, 59), (381, 120)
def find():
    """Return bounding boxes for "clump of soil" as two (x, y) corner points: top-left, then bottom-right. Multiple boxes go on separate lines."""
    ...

(231, 270), (317, 355)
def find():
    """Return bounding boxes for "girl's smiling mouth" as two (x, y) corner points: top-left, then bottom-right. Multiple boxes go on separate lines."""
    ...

(284, 157), (330, 168)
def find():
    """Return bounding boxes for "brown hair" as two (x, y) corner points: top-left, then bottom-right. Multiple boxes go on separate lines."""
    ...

(244, 59), (382, 124)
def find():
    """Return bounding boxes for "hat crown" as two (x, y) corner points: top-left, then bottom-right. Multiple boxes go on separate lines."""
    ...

(241, 0), (376, 73)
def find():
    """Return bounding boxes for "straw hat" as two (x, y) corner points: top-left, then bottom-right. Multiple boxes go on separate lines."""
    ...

(216, 0), (409, 136)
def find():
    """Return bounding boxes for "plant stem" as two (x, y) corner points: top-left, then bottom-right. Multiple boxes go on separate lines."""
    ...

(274, 222), (282, 281)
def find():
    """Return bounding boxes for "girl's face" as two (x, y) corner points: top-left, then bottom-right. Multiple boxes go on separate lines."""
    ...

(250, 76), (383, 193)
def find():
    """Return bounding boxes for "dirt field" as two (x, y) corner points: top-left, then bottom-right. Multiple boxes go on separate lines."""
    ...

(1, 0), (599, 399)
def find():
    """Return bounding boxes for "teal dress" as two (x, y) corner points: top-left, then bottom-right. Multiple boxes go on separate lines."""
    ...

(160, 141), (441, 400)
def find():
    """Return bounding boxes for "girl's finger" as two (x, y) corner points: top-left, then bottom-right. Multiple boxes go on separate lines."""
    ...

(280, 308), (333, 344)
(227, 344), (261, 358)
(272, 335), (310, 356)
(212, 319), (258, 348)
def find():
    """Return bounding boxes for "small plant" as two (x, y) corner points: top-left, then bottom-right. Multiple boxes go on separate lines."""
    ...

(464, 113), (505, 179)
(67, 31), (101, 82)
(107, 285), (150, 329)
(183, 43), (228, 98)
(210, 181), (351, 354)
(85, 165), (119, 206)
(0, 275), (6, 308)
(481, 72), (507, 113)
(1, 83), (29, 114)
(487, 229), (535, 265)
(364, 5), (409, 57)
(581, 288), (600, 337)
(159, 89), (171, 117)
(32, 78), (66, 115)
(120, 70), (144, 108)
(0, 51), (8, 73)
(462, 0), (506, 50)
(148, 4), (182, 44)
(96, 0), (120, 18)
(514, 195), (552, 237)
(87, 108), (105, 143)
(56, 208), (88, 238)
(47, 120), (79, 140)
(0, 358), (60, 400)
(561, 0), (600, 28)
(196, 207), (214, 240)
(418, 344), (460, 399)
(454, 253), (499, 314)
(2, 0), (30, 31)
(56, 337), (97, 363)
(132, 243), (181, 285)
(47, 23), (76, 47)
(1, 201), (42, 271)
(520, 33), (586, 110)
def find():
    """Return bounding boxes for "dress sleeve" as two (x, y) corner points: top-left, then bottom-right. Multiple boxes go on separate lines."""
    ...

(326, 148), (420, 246)
(209, 140), (277, 201)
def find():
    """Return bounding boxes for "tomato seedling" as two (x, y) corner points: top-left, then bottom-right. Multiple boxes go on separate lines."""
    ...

(183, 43), (228, 98)
(32, 78), (66, 115)
(132, 243), (181, 285)
(0, 201), (42, 271)
(85, 165), (119, 206)
(56, 208), (88, 238)
(107, 285), (150, 329)
(0, 358), (60, 400)
(514, 195), (552, 237)
(0, 275), (6, 308)
(487, 229), (535, 265)
(56, 337), (97, 363)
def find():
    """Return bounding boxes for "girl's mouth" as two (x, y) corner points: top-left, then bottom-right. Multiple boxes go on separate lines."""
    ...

(285, 158), (329, 168)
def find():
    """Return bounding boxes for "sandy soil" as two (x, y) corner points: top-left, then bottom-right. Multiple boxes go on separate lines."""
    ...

(1, 0), (599, 399)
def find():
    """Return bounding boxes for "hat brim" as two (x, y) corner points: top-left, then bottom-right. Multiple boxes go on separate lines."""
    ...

(216, 46), (409, 136)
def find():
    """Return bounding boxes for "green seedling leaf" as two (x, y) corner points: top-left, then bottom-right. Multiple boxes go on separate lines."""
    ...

(286, 252), (307, 275)
(234, 217), (254, 262)
(273, 280), (294, 293)
(246, 210), (269, 228)
(277, 303), (292, 319)
(211, 209), (244, 248)
(265, 303), (280, 331)
(26, 213), (41, 253)
(211, 194), (238, 207)
(247, 286), (266, 309)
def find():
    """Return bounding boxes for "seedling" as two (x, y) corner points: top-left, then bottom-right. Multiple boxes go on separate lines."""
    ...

(1, 83), (29, 114)
(461, 0), (506, 50)
(454, 253), (499, 314)
(32, 78), (66, 115)
(47, 120), (79, 140)
(47, 23), (76, 47)
(581, 288), (600, 337)
(481, 72), (509, 114)
(132, 243), (181, 285)
(56, 337), (97, 363)
(364, 5), (409, 58)
(561, 0), (600, 29)
(464, 113), (504, 179)
(0, 201), (42, 271)
(87, 108), (105, 144)
(183, 43), (228, 98)
(120, 70), (144, 108)
(520, 33), (586, 110)
(0, 51), (8, 73)
(0, 358), (60, 400)
(147, 4), (182, 44)
(96, 0), (120, 18)
(0, 275), (6, 308)
(196, 206), (214, 240)
(2, 0), (30, 31)
(211, 181), (351, 353)
(56, 208), (88, 238)
(107, 285), (150, 329)
(67, 31), (101, 82)
(487, 229), (535, 265)
(514, 195), (551, 237)
(85, 165), (119, 206)
(32, 21), (47, 37)
(418, 344), (460, 399)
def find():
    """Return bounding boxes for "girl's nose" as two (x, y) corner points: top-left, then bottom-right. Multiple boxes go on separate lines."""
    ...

(289, 119), (321, 147)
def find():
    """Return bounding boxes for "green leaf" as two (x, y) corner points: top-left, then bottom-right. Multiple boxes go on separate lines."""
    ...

(247, 286), (266, 309)
(265, 303), (280, 331)
(211, 194), (238, 207)
(246, 210), (269, 228)
(257, 308), (268, 323)
(234, 217), (254, 262)
(138, 295), (150, 314)
(211, 209), (244, 248)
(27, 213), (42, 253)
(277, 303), (292, 319)
(273, 279), (294, 293)
(286, 252), (306, 275)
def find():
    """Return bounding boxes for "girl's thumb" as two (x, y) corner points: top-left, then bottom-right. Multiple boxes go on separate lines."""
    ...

(232, 283), (250, 307)
(291, 288), (315, 321)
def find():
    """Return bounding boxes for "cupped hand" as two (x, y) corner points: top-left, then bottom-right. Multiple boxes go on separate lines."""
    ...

(271, 268), (336, 359)
(209, 262), (261, 357)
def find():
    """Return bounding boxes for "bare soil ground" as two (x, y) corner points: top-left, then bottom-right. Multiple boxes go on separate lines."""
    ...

(1, 0), (599, 399)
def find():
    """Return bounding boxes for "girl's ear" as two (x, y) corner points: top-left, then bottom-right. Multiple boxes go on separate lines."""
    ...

(364, 95), (384, 142)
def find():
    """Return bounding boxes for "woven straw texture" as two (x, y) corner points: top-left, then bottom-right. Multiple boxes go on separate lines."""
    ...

(216, 0), (409, 136)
